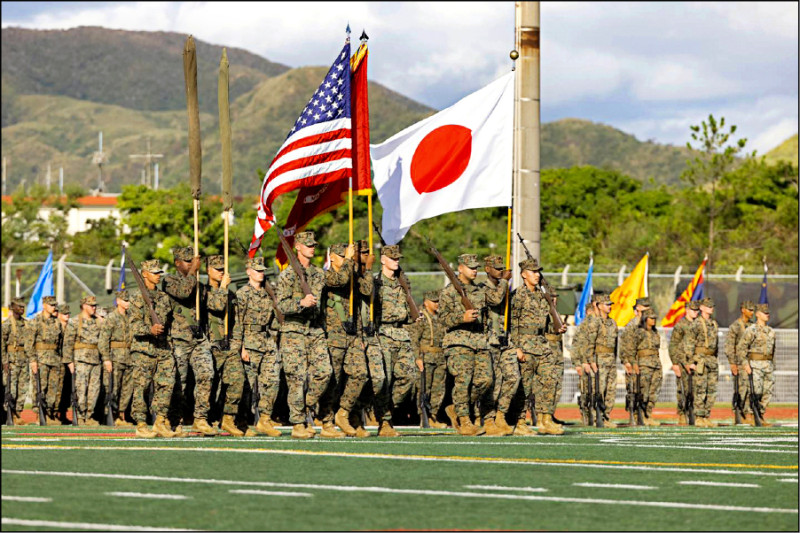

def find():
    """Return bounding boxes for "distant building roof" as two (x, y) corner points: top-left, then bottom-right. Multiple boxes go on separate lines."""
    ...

(2, 195), (119, 207)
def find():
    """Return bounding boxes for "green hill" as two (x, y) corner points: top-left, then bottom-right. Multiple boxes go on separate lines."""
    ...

(764, 133), (798, 166)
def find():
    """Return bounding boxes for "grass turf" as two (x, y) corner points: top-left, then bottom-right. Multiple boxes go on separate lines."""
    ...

(1, 423), (798, 531)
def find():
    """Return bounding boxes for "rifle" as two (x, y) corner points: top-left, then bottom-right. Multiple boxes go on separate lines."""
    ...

(593, 364), (605, 428)
(4, 364), (15, 425)
(685, 367), (696, 426)
(274, 225), (312, 297)
(527, 392), (537, 426)
(677, 372), (687, 415)
(69, 369), (79, 426)
(125, 253), (163, 328)
(625, 376), (636, 425)
(105, 367), (116, 426)
(747, 372), (763, 427)
(418, 365), (430, 428)
(635, 372), (646, 425)
(516, 233), (565, 331)
(35, 370), (47, 426)
(373, 223), (420, 321)
(426, 238), (475, 313)
(732, 374), (744, 425)
(250, 364), (261, 421)
(585, 372), (594, 426)
(234, 236), (286, 326)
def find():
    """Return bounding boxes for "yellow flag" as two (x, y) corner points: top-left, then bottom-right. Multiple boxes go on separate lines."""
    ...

(609, 253), (649, 327)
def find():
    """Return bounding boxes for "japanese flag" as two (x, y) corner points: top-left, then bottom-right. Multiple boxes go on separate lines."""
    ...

(371, 72), (514, 244)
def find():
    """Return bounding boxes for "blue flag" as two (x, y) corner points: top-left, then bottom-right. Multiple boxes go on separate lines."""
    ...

(574, 260), (593, 325)
(25, 250), (54, 318)
(759, 269), (768, 304)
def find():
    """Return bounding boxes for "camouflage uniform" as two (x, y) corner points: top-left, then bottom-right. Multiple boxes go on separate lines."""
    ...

(572, 304), (594, 422)
(232, 258), (279, 421)
(162, 247), (215, 424)
(98, 298), (134, 418)
(584, 297), (619, 416)
(477, 255), (512, 421)
(2, 300), (29, 414)
(409, 291), (447, 419)
(737, 307), (776, 416)
(276, 231), (350, 425)
(63, 296), (108, 421)
(632, 314), (663, 417)
(725, 301), (755, 416)
(439, 254), (508, 418)
(130, 260), (178, 423)
(668, 312), (694, 416)
(546, 316), (565, 411)
(683, 299), (719, 419)
(24, 296), (64, 418)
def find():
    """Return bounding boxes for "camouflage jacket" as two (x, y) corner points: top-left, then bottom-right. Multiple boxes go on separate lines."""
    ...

(508, 285), (551, 355)
(409, 309), (445, 363)
(25, 313), (63, 366)
(570, 316), (594, 366)
(322, 260), (359, 348)
(737, 324), (776, 361)
(618, 316), (641, 365)
(129, 286), (176, 355)
(684, 315), (719, 363)
(668, 317), (693, 366)
(64, 314), (105, 364)
(724, 317), (749, 366)
(546, 314), (564, 357)
(633, 327), (662, 368)
(232, 283), (276, 355)
(584, 314), (618, 365)
(98, 309), (132, 366)
(277, 262), (350, 333)
(439, 277), (508, 350)
(162, 271), (200, 342)
(374, 271), (415, 342)
(480, 278), (509, 347)
(2, 314), (27, 365)
(205, 283), (236, 347)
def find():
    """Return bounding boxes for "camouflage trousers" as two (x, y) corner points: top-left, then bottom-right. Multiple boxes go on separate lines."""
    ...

(380, 335), (417, 410)
(596, 360), (618, 415)
(35, 363), (62, 414)
(578, 369), (593, 419)
(549, 341), (564, 405)
(354, 341), (391, 421)
(131, 350), (176, 423)
(637, 366), (663, 417)
(338, 338), (369, 414)
(675, 369), (690, 416)
(496, 348), (523, 416)
(5, 358), (29, 412)
(692, 359), (718, 418)
(319, 344), (347, 424)
(212, 347), (245, 417)
(281, 329), (331, 425)
(447, 346), (492, 418)
(523, 350), (561, 415)
(422, 357), (447, 418)
(244, 347), (280, 418)
(74, 362), (101, 419)
(108, 361), (135, 415)
(173, 339), (215, 421)
(743, 360), (774, 415)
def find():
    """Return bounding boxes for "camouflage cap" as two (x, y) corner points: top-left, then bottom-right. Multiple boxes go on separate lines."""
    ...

(519, 258), (543, 272)
(458, 254), (480, 269)
(172, 246), (194, 262)
(58, 303), (72, 315)
(687, 300), (701, 311)
(141, 259), (164, 274)
(246, 256), (267, 271)
(116, 289), (130, 302)
(641, 308), (657, 320)
(484, 254), (505, 269)
(42, 295), (58, 306)
(755, 303), (770, 314)
(295, 231), (318, 247)
(381, 244), (403, 259)
(206, 255), (224, 270)
(635, 297), (651, 308)
(80, 295), (97, 306)
(740, 300), (756, 311)
(10, 297), (25, 309)
(423, 290), (440, 302)
(596, 294), (613, 305)
(330, 242), (348, 256)
(700, 297), (715, 308)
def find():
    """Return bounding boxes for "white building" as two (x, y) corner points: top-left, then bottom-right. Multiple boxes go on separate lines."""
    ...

(1, 194), (127, 235)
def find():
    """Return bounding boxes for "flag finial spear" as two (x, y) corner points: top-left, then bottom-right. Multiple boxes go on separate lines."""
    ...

(346, 23), (351, 43)
(360, 29), (369, 41)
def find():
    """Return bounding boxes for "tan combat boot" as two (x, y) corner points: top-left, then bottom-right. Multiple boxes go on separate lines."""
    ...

(12, 414), (27, 426)
(644, 417), (660, 427)
(743, 413), (755, 426)
(172, 424), (185, 437)
(350, 412), (370, 438)
(457, 416), (485, 436)
(292, 423), (312, 439)
(483, 417), (505, 436)
(677, 413), (687, 426)
(305, 423), (317, 436)
(514, 419), (536, 436)
(153, 415), (176, 438)
(494, 412), (514, 435)
(255, 414), (281, 437)
(220, 415), (244, 437)
(115, 416), (133, 427)
(191, 418), (217, 436)
(135, 421), (156, 438)
(428, 416), (447, 429)
(86, 417), (100, 427)
(378, 420), (401, 437)
(444, 404), (459, 430)
(335, 409), (357, 437)
(604, 420), (618, 428)
(46, 414), (61, 426)
(704, 417), (717, 427)
(537, 414), (565, 435)
(320, 421), (346, 438)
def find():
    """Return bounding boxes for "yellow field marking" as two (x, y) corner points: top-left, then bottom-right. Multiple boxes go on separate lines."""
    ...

(3, 443), (797, 471)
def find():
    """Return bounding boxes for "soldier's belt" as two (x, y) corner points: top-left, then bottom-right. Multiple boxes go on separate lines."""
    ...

(110, 341), (130, 349)
(748, 352), (773, 361)
(518, 327), (545, 336)
(421, 345), (443, 354)
(74, 342), (98, 350)
(244, 324), (268, 332)
(545, 334), (560, 342)
(34, 343), (58, 350)
(694, 347), (715, 355)
(381, 321), (406, 327)
(595, 345), (615, 354)
(637, 349), (659, 357)
(7, 345), (25, 353)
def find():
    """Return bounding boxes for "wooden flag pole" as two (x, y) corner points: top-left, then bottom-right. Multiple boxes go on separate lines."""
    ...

(368, 191), (374, 323)
(349, 175), (354, 318)
(184, 35), (202, 322)
(503, 205), (512, 332)
(219, 48), (233, 335)
(194, 198), (200, 321)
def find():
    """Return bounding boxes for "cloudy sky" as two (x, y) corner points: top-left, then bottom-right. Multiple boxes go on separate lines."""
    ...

(2, 1), (797, 153)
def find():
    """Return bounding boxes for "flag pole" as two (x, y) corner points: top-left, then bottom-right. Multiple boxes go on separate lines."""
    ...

(219, 48), (233, 335)
(184, 35), (203, 322)
(346, 24), (355, 320)
(368, 191), (374, 323)
(505, 47), (519, 334)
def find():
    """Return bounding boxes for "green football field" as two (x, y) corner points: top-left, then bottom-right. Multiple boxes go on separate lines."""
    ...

(1, 420), (798, 531)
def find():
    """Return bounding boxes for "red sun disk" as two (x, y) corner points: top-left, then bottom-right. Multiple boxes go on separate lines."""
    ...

(410, 125), (473, 194)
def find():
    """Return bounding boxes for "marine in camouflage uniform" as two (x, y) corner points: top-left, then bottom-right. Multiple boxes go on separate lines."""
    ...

(25, 295), (63, 425)
(231, 256), (279, 438)
(668, 301), (698, 425)
(572, 300), (596, 426)
(129, 259), (179, 438)
(632, 308), (663, 425)
(545, 293), (566, 425)
(738, 303), (776, 426)
(63, 295), (108, 425)
(276, 231), (351, 439)
(55, 303), (72, 422)
(162, 246), (215, 428)
(439, 253), (508, 436)
(584, 293), (619, 428)
(725, 300), (755, 423)
(683, 297), (719, 427)
(510, 258), (563, 435)
(98, 290), (134, 426)
(619, 298), (651, 424)
(409, 290), (448, 429)
(2, 298), (29, 425)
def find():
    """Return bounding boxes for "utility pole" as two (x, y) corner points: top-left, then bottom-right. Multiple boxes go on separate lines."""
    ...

(92, 132), (107, 193)
(512, 1), (541, 286)
(129, 137), (164, 188)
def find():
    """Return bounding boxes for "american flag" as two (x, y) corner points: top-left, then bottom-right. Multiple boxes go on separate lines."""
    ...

(249, 41), (352, 256)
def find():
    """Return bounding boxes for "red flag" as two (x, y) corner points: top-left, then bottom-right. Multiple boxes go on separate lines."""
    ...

(661, 258), (707, 328)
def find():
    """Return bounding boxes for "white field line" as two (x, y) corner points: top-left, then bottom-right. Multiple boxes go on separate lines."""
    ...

(1, 495), (52, 502)
(463, 484), (548, 492)
(1, 518), (197, 531)
(230, 489), (312, 497)
(105, 492), (190, 500)
(677, 481), (760, 488)
(574, 483), (658, 490)
(778, 478), (798, 483)
(3, 445), (797, 478)
(0, 470), (794, 515)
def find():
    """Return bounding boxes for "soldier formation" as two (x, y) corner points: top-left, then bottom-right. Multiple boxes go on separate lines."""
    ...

(2, 234), (779, 436)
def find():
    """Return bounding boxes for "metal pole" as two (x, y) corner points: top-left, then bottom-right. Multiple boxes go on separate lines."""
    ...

(59, 167), (64, 195)
(154, 163), (159, 191)
(4, 255), (13, 308)
(2, 156), (6, 196)
(57, 254), (67, 304)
